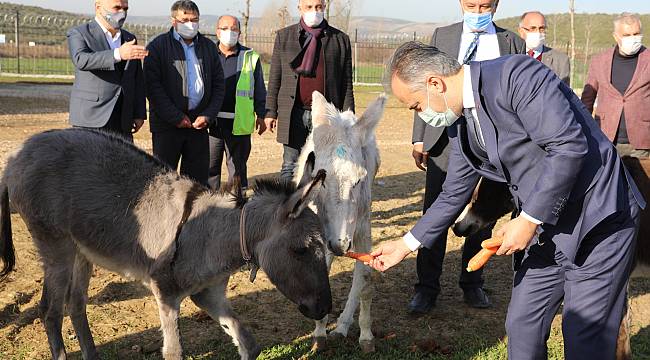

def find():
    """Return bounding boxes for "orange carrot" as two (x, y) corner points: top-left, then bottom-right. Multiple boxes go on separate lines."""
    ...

(345, 252), (375, 263)
(481, 237), (504, 250)
(467, 248), (498, 272)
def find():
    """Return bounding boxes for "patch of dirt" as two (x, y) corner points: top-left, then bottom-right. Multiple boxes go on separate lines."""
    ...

(0, 89), (648, 359)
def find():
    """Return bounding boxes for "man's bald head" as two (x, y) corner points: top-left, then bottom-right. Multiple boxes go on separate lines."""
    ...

(217, 15), (240, 31)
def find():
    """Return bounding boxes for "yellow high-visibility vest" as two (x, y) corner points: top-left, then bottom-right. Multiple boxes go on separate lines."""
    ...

(232, 49), (260, 136)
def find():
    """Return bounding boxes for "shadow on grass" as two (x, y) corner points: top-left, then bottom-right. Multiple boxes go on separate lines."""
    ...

(631, 325), (650, 359)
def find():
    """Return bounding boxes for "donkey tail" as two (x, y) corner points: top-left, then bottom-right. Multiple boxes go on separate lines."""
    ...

(0, 184), (15, 280)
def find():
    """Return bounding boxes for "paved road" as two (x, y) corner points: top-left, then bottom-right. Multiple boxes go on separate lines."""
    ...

(0, 83), (71, 100)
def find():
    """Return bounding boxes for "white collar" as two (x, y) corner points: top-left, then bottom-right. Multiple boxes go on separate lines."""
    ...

(462, 65), (475, 109)
(462, 21), (497, 35)
(95, 16), (121, 40)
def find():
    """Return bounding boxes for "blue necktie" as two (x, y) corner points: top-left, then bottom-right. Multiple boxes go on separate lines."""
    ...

(463, 32), (482, 65)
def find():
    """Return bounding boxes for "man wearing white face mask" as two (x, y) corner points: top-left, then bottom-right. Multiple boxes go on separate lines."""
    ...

(265, 0), (355, 181)
(208, 15), (267, 190)
(408, 0), (525, 315)
(144, 0), (225, 185)
(518, 11), (570, 84)
(582, 12), (650, 159)
(66, 0), (148, 140)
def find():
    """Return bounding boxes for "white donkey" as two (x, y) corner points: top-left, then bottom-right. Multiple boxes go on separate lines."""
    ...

(293, 92), (386, 353)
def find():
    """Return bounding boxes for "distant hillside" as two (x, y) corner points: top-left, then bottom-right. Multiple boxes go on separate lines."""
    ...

(497, 13), (650, 51)
(1, 2), (648, 49)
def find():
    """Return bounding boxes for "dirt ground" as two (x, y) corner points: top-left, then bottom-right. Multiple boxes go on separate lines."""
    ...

(0, 88), (648, 360)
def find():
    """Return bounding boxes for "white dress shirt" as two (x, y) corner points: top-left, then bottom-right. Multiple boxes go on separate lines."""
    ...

(414, 22), (502, 147)
(95, 17), (122, 63)
(457, 22), (501, 64)
(403, 66), (542, 252)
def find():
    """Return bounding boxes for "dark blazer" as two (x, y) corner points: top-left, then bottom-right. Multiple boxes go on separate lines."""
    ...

(412, 22), (525, 158)
(266, 23), (355, 145)
(540, 45), (571, 85)
(410, 55), (645, 262)
(144, 29), (225, 133)
(67, 20), (146, 133)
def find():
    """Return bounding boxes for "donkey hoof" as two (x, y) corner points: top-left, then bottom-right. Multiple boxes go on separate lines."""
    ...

(311, 336), (328, 352)
(360, 339), (375, 353)
(243, 345), (262, 360)
(328, 331), (346, 342)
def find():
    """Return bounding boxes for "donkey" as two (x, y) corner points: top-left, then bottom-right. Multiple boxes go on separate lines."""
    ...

(292, 92), (386, 353)
(0, 128), (332, 360)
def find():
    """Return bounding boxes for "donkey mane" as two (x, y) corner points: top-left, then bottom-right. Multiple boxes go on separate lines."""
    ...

(252, 177), (299, 199)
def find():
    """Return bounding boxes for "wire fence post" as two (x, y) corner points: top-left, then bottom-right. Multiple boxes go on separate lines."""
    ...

(353, 28), (358, 85)
(15, 10), (20, 74)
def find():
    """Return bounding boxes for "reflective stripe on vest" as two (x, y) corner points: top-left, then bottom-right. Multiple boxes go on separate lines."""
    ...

(233, 49), (260, 136)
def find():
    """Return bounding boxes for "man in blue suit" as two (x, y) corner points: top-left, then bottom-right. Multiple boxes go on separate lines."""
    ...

(371, 42), (645, 359)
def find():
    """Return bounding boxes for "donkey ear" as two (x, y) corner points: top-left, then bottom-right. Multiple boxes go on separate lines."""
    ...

(296, 152), (316, 189)
(311, 91), (339, 129)
(287, 169), (326, 219)
(354, 94), (387, 143)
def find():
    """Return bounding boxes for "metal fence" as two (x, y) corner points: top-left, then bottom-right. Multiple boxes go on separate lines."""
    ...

(0, 11), (608, 87)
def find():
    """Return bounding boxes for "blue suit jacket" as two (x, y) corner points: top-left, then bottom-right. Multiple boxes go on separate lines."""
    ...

(411, 55), (645, 262)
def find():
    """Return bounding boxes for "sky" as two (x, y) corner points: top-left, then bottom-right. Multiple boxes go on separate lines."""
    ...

(5, 0), (650, 23)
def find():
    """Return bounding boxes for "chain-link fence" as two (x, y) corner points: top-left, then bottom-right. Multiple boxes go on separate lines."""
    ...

(0, 12), (609, 87)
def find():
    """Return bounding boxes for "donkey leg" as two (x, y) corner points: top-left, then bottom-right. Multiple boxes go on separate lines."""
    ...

(39, 260), (73, 360)
(150, 284), (183, 360)
(313, 252), (334, 351)
(615, 292), (632, 360)
(190, 281), (261, 360)
(331, 260), (366, 338)
(358, 266), (375, 353)
(66, 254), (99, 360)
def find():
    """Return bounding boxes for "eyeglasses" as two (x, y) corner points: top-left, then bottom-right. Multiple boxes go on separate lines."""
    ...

(521, 26), (547, 33)
(217, 27), (239, 32)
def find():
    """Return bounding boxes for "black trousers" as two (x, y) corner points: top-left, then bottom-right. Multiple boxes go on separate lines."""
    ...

(414, 155), (488, 296)
(208, 131), (252, 190)
(152, 128), (209, 186)
(280, 107), (312, 181)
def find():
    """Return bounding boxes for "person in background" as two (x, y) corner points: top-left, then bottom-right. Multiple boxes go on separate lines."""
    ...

(264, 0), (354, 180)
(518, 11), (570, 84)
(582, 12), (649, 159)
(67, 0), (147, 141)
(144, 0), (225, 185)
(208, 15), (267, 191)
(408, 0), (525, 315)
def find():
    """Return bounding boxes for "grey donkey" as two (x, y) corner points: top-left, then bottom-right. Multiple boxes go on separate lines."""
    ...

(293, 92), (386, 353)
(0, 128), (332, 360)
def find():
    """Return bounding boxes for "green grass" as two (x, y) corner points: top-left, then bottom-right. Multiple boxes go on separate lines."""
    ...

(0, 57), (73, 75)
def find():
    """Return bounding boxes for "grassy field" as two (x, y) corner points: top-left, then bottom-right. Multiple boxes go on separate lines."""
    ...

(0, 84), (648, 359)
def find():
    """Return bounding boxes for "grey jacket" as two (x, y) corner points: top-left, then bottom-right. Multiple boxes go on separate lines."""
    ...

(144, 28), (225, 133)
(540, 45), (571, 85)
(66, 20), (146, 132)
(412, 22), (526, 155)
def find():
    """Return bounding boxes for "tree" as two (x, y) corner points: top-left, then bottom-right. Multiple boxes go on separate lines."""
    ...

(240, 0), (252, 45)
(569, 0), (576, 88)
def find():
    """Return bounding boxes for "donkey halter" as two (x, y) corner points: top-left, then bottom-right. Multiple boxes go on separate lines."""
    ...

(239, 202), (259, 283)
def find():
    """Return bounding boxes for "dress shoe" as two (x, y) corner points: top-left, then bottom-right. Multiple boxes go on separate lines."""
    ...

(408, 292), (437, 315)
(463, 287), (492, 308)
